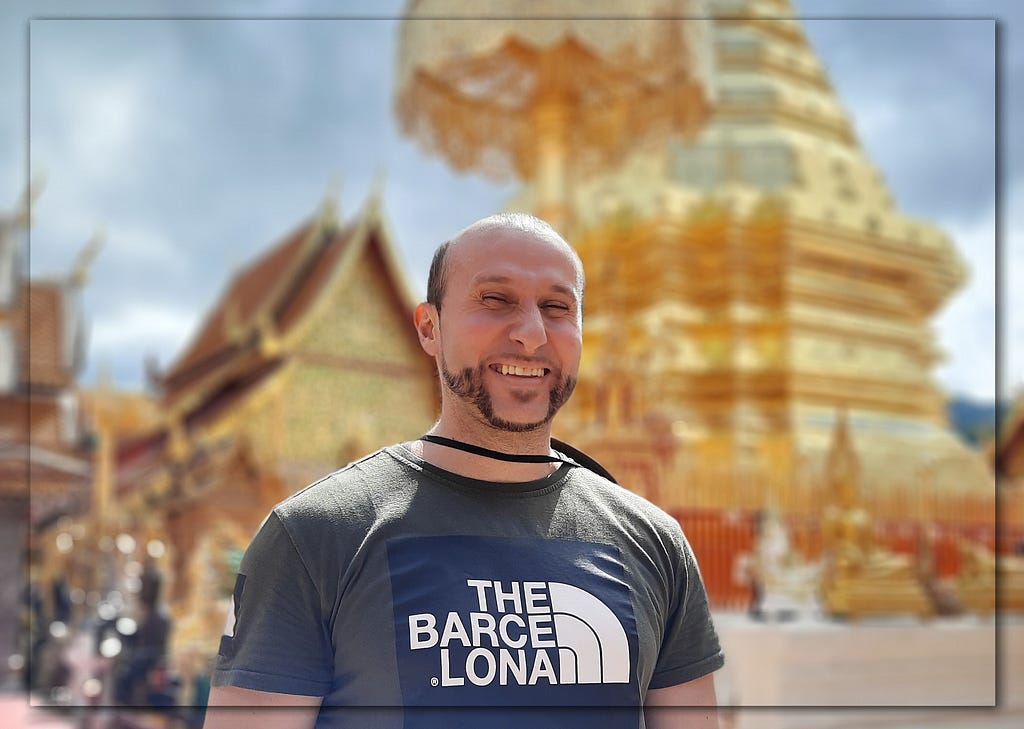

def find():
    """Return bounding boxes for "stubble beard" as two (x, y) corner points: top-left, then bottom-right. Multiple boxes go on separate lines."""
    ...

(440, 360), (577, 433)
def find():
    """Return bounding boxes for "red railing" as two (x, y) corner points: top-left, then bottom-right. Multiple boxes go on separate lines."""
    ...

(672, 507), (1023, 610)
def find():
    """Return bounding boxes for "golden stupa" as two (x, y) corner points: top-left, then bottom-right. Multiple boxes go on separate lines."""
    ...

(551, 1), (990, 516)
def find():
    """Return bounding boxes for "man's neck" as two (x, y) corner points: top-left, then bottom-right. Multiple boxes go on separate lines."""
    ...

(417, 420), (558, 483)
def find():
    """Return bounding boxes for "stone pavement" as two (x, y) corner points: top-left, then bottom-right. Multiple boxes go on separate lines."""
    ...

(714, 611), (1024, 729)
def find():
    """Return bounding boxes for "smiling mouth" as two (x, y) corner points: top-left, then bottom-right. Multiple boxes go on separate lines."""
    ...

(491, 364), (549, 378)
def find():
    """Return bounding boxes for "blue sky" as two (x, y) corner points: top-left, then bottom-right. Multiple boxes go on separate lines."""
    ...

(2, 0), (1016, 403)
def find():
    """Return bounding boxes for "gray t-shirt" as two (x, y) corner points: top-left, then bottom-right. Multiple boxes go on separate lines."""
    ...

(213, 444), (723, 728)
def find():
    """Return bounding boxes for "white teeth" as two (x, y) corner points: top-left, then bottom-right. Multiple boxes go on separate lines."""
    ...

(499, 365), (544, 377)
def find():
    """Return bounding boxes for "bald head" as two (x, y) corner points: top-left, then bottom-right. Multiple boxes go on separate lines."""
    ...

(426, 213), (584, 311)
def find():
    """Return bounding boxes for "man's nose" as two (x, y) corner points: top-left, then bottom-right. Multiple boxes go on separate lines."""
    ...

(509, 304), (548, 352)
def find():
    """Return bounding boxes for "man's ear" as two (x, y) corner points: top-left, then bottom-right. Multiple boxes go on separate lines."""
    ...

(414, 302), (439, 356)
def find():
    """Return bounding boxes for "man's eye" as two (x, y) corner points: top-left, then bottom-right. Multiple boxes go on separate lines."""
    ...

(482, 294), (509, 304)
(543, 301), (570, 311)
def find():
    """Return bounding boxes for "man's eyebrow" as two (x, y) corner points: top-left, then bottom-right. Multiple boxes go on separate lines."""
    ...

(470, 274), (513, 286)
(549, 283), (578, 298)
(470, 274), (579, 298)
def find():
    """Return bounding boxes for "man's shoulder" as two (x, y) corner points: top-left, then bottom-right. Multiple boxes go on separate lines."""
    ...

(566, 465), (685, 537)
(272, 445), (413, 524)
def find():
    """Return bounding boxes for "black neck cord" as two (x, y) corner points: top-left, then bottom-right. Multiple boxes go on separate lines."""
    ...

(418, 434), (618, 484)
(419, 435), (563, 464)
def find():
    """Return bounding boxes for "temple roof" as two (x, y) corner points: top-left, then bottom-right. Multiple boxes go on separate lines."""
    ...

(109, 193), (424, 502)
(158, 194), (418, 411)
(162, 219), (314, 389)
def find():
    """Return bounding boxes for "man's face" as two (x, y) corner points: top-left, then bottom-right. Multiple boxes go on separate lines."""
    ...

(420, 229), (583, 433)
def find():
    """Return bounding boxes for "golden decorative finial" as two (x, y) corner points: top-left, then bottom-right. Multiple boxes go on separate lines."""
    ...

(362, 165), (388, 223)
(69, 226), (105, 288)
(319, 174), (342, 232)
(13, 170), (47, 228)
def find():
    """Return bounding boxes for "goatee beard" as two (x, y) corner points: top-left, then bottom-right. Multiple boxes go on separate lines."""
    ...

(440, 361), (576, 433)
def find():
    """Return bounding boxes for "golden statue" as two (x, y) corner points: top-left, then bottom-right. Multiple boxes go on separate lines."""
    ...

(820, 412), (933, 618)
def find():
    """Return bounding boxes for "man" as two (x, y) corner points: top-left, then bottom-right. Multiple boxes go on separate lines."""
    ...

(205, 214), (723, 728)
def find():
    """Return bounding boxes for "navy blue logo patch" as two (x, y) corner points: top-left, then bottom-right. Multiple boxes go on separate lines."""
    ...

(386, 535), (640, 725)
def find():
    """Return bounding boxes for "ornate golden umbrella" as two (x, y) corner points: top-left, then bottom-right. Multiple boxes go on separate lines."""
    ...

(395, 0), (715, 232)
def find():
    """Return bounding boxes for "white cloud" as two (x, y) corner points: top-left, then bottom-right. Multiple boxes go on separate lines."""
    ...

(89, 301), (199, 367)
(853, 100), (905, 143)
(102, 221), (188, 272)
(32, 58), (153, 188)
(29, 197), (188, 282)
(68, 72), (148, 181)
(931, 183), (1012, 402)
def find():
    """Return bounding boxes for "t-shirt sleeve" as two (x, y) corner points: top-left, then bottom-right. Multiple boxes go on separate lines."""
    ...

(648, 530), (725, 689)
(212, 510), (333, 696)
